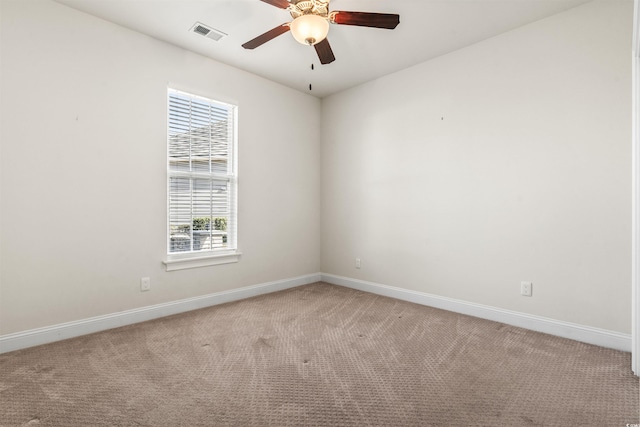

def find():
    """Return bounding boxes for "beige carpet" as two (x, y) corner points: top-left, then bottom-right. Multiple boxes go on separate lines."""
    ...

(0, 282), (638, 426)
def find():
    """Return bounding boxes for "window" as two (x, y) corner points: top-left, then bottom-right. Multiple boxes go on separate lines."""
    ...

(164, 89), (239, 271)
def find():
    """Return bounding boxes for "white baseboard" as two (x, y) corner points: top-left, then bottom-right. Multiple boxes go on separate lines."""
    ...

(321, 273), (632, 352)
(2, 272), (631, 355)
(0, 273), (322, 354)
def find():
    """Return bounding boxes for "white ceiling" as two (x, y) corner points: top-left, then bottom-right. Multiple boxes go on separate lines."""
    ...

(53, 0), (591, 98)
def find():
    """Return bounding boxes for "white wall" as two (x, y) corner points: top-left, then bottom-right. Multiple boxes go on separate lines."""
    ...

(0, 0), (321, 335)
(321, 0), (633, 333)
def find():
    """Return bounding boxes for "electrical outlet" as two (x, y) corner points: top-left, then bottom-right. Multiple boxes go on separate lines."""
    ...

(355, 258), (361, 269)
(140, 277), (151, 292)
(520, 281), (532, 297)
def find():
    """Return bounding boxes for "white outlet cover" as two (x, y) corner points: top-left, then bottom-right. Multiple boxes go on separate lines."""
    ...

(521, 281), (532, 297)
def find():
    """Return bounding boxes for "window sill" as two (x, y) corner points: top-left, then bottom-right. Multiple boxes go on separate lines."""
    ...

(163, 250), (241, 272)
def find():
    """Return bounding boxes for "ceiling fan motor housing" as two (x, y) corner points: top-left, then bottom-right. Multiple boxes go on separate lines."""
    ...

(289, 0), (330, 19)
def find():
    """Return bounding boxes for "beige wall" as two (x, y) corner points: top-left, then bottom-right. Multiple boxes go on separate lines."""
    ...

(321, 0), (633, 333)
(0, 0), (321, 335)
(1, 0), (633, 338)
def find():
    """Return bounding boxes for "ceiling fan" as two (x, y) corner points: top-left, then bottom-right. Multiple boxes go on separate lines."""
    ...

(242, 0), (400, 65)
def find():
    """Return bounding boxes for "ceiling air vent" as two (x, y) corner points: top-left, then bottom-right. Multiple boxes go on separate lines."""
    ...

(190, 22), (227, 41)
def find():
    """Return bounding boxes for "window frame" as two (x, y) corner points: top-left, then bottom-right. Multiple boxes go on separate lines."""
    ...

(163, 88), (240, 271)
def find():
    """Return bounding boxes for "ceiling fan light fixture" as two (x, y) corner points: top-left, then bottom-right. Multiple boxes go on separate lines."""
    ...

(290, 14), (329, 46)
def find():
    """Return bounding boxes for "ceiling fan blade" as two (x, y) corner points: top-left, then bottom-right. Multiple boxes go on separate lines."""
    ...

(259, 0), (290, 9)
(314, 38), (335, 65)
(242, 24), (290, 49)
(331, 11), (400, 29)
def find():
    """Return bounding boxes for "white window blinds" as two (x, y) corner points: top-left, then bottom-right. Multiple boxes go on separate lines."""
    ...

(167, 89), (237, 255)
